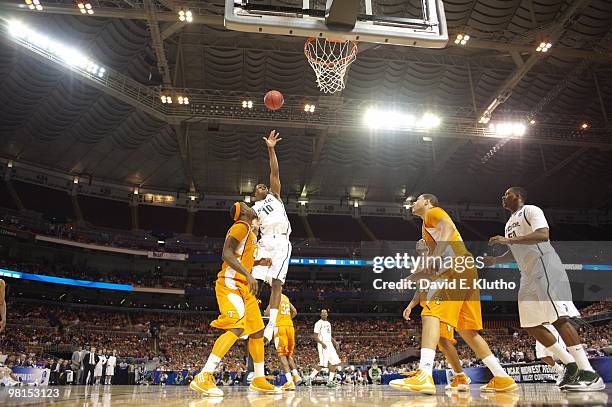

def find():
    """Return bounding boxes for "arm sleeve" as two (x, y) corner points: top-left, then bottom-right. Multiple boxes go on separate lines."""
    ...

(525, 206), (549, 231)
(226, 222), (249, 242)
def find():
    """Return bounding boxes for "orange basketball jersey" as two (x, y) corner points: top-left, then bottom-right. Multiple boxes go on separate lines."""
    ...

(217, 220), (257, 286)
(421, 207), (470, 257)
(276, 294), (294, 327)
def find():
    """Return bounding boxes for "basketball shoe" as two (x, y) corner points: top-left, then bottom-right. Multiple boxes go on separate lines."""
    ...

(249, 377), (282, 394)
(479, 376), (518, 392)
(444, 372), (471, 392)
(189, 372), (223, 397)
(281, 380), (296, 391)
(389, 370), (436, 395)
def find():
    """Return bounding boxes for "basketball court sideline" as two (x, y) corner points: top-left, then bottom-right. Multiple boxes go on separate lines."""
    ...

(0, 384), (609, 406)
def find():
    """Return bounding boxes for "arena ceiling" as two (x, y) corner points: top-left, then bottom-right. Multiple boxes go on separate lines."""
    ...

(0, 0), (611, 209)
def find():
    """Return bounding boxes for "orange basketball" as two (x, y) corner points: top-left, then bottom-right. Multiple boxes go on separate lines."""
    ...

(264, 90), (284, 110)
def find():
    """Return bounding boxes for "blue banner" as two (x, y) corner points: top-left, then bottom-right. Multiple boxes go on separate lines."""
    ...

(0, 268), (133, 291)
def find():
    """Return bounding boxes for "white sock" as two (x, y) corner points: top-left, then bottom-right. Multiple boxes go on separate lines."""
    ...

(268, 309), (278, 326)
(202, 354), (221, 373)
(328, 371), (335, 382)
(482, 355), (509, 378)
(254, 362), (265, 378)
(309, 369), (319, 380)
(567, 344), (594, 372)
(552, 363), (565, 375)
(291, 368), (300, 377)
(546, 343), (575, 365)
(418, 348), (436, 375)
(285, 372), (292, 383)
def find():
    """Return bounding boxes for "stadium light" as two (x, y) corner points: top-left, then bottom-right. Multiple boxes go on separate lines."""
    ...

(8, 21), (107, 78)
(353, 200), (359, 208)
(73, 176), (79, 184)
(422, 136), (433, 142)
(161, 95), (172, 104)
(304, 104), (315, 113)
(177, 95), (189, 105)
(478, 115), (491, 124)
(24, 0), (43, 11)
(7, 160), (13, 168)
(454, 33), (470, 45)
(364, 109), (441, 131)
(242, 100), (253, 109)
(244, 195), (252, 203)
(77, 1), (94, 15)
(133, 187), (139, 195)
(178, 9), (193, 23)
(580, 122), (589, 130)
(536, 41), (552, 53)
(298, 198), (308, 206)
(488, 122), (526, 137)
(529, 119), (536, 125)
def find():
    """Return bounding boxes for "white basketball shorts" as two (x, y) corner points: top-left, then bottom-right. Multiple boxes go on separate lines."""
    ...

(317, 343), (341, 368)
(518, 252), (580, 328)
(252, 235), (292, 285)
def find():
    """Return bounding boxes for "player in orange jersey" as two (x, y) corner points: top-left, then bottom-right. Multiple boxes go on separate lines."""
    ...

(190, 202), (281, 397)
(265, 293), (302, 390)
(403, 239), (471, 392)
(391, 194), (517, 394)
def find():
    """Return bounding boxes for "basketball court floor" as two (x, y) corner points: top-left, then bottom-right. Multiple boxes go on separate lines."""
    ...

(0, 384), (609, 406)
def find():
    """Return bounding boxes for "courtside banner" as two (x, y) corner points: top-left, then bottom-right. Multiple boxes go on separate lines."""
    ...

(12, 367), (51, 386)
(360, 241), (612, 302)
(147, 251), (188, 261)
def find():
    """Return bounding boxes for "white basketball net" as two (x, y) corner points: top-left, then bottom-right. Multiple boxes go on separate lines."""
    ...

(304, 37), (358, 94)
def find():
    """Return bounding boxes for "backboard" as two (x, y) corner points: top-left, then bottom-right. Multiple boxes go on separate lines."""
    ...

(225, 0), (448, 48)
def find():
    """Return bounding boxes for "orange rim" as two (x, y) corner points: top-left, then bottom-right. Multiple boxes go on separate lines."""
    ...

(304, 37), (358, 68)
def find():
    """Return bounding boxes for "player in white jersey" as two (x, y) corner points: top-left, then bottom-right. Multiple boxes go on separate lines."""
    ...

(486, 187), (604, 392)
(252, 130), (292, 343)
(307, 309), (341, 388)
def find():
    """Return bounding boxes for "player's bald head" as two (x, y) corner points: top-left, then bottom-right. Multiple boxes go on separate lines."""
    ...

(508, 187), (527, 202)
(419, 194), (439, 207)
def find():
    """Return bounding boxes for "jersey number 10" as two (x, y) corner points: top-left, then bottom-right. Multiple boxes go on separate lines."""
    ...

(261, 204), (274, 215)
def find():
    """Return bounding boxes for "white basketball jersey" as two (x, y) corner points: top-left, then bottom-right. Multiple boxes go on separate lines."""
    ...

(253, 194), (291, 236)
(314, 319), (332, 343)
(504, 205), (555, 272)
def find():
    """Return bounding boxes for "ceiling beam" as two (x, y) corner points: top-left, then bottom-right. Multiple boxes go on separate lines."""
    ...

(477, 0), (594, 121)
(142, 0), (195, 191)
(161, 21), (186, 41)
(3, 2), (611, 64)
(0, 3), (223, 26)
(528, 147), (589, 186)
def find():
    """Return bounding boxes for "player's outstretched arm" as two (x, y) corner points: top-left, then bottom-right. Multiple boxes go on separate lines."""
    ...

(483, 250), (515, 267)
(263, 130), (282, 198)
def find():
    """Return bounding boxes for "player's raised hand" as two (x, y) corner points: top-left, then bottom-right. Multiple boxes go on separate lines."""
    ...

(263, 130), (282, 148)
(489, 235), (511, 246)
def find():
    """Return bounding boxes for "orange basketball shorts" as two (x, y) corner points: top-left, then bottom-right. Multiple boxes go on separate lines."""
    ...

(274, 325), (295, 357)
(420, 264), (483, 331)
(210, 278), (265, 336)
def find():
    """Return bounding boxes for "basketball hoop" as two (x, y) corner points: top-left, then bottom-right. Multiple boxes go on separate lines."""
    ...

(304, 37), (358, 94)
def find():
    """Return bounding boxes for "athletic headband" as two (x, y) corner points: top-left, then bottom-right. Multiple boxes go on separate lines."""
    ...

(231, 202), (241, 221)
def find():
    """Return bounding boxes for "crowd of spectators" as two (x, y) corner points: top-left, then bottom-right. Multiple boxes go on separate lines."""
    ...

(2, 301), (610, 383)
